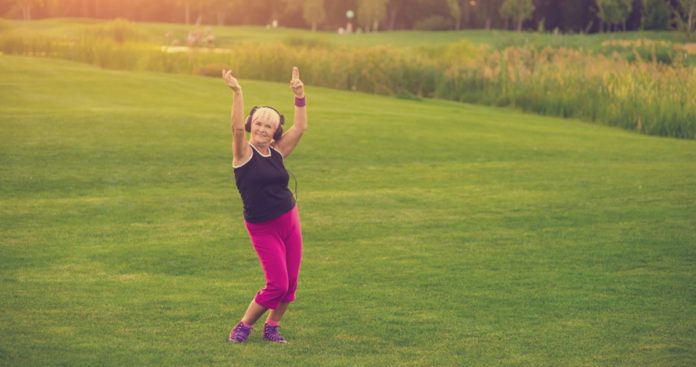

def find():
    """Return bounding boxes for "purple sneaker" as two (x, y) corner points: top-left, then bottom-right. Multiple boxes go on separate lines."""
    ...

(263, 324), (287, 344)
(228, 322), (252, 343)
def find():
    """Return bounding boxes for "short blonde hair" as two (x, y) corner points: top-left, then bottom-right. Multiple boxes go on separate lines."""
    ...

(251, 107), (281, 127)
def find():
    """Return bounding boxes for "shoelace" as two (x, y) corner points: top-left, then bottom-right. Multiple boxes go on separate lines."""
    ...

(264, 326), (285, 341)
(232, 324), (252, 341)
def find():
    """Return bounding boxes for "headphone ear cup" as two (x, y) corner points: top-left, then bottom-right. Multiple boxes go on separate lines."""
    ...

(245, 106), (258, 132)
(274, 114), (285, 140)
(274, 126), (283, 140)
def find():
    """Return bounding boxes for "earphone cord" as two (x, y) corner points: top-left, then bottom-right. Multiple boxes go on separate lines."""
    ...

(288, 170), (298, 202)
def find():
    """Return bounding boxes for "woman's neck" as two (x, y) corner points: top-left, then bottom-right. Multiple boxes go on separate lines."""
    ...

(250, 142), (271, 155)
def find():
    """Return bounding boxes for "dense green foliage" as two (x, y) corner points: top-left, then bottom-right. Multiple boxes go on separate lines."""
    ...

(1, 0), (693, 34)
(643, 0), (673, 31)
(1, 54), (695, 367)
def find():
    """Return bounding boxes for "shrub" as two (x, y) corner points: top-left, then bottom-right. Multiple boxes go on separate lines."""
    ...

(194, 63), (231, 77)
(601, 39), (679, 65)
(282, 36), (333, 49)
(0, 19), (12, 33)
(413, 16), (454, 31)
(79, 18), (148, 44)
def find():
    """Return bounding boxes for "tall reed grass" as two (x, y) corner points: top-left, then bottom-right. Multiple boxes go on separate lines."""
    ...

(1, 23), (693, 138)
(437, 46), (695, 137)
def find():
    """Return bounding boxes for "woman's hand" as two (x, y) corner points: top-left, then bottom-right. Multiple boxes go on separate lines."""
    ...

(289, 66), (304, 98)
(222, 69), (242, 92)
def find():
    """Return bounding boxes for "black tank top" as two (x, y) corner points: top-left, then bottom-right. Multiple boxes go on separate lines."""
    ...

(233, 144), (295, 223)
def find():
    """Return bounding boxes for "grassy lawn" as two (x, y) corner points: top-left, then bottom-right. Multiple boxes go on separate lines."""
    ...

(1, 54), (695, 366)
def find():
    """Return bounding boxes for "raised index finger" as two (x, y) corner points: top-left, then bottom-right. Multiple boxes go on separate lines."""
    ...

(292, 66), (300, 81)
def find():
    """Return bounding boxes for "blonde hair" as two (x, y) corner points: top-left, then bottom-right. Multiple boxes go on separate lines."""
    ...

(251, 107), (281, 127)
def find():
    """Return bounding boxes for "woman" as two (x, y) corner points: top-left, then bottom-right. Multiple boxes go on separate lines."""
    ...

(222, 67), (307, 344)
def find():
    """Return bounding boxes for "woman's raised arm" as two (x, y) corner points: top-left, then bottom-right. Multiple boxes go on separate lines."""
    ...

(275, 66), (307, 158)
(222, 69), (251, 167)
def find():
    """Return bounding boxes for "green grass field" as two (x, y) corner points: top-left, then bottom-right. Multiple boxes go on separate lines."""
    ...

(1, 54), (695, 366)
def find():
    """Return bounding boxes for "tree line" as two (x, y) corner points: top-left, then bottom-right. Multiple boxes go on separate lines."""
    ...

(1, 0), (694, 35)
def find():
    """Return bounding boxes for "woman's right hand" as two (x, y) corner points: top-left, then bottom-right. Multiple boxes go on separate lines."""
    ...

(222, 69), (242, 92)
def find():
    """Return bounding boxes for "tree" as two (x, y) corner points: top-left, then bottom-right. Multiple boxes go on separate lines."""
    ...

(177, 0), (213, 24)
(533, 0), (562, 31)
(175, 0), (193, 24)
(461, 0), (477, 28)
(446, 0), (478, 30)
(303, 0), (326, 31)
(673, 0), (696, 40)
(357, 0), (388, 31)
(386, 0), (402, 30)
(477, 0), (505, 29)
(15, 0), (44, 20)
(386, 0), (447, 30)
(206, 0), (241, 26)
(499, 0), (534, 31)
(559, 0), (593, 32)
(447, 0), (462, 29)
(642, 0), (672, 29)
(596, 0), (633, 31)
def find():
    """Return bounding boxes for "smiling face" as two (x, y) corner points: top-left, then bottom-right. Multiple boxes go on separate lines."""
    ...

(249, 107), (280, 146)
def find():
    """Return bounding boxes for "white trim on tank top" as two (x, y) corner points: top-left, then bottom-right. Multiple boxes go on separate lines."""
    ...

(233, 143), (283, 169)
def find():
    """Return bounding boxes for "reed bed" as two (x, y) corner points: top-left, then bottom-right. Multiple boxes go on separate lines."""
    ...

(438, 46), (695, 137)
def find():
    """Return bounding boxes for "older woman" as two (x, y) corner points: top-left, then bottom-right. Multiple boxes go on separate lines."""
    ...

(222, 67), (307, 344)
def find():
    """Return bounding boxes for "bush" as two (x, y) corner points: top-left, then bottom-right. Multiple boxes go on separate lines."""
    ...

(418, 40), (481, 68)
(601, 39), (678, 65)
(80, 18), (147, 44)
(0, 19), (12, 33)
(413, 16), (454, 31)
(194, 63), (231, 77)
(642, 0), (672, 31)
(282, 36), (333, 49)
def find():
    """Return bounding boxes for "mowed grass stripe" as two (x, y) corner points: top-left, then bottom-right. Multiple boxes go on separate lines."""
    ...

(1, 55), (695, 366)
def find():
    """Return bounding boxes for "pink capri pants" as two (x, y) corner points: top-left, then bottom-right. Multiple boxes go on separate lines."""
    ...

(244, 205), (303, 310)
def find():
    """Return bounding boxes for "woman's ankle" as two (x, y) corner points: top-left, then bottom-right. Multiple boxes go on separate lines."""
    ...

(240, 321), (253, 328)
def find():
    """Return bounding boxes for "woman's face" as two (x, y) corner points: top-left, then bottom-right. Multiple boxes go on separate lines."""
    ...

(250, 116), (279, 145)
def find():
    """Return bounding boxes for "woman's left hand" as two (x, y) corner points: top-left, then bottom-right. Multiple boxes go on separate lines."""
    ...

(289, 66), (304, 98)
(222, 69), (242, 92)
